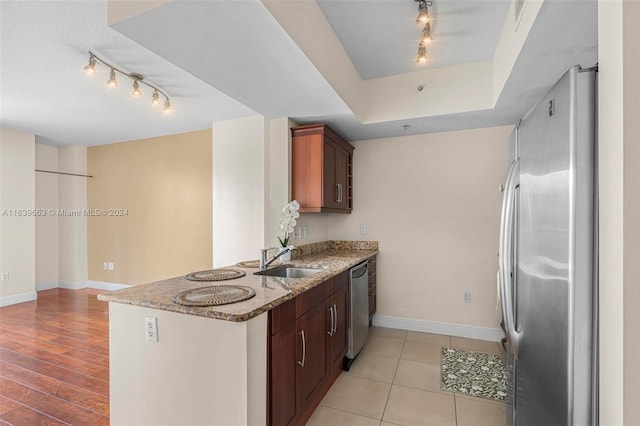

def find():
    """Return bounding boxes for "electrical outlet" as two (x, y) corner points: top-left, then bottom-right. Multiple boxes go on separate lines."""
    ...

(103, 262), (108, 270)
(360, 225), (367, 235)
(0, 272), (8, 281)
(107, 262), (114, 271)
(145, 316), (158, 342)
(464, 291), (472, 303)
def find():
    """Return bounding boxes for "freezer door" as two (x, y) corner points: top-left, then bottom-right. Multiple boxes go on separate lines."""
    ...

(514, 66), (596, 426)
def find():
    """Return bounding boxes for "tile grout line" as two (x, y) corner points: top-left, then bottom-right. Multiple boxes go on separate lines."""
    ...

(379, 333), (407, 423)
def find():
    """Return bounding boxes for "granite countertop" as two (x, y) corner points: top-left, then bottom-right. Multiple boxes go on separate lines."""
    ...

(97, 241), (378, 322)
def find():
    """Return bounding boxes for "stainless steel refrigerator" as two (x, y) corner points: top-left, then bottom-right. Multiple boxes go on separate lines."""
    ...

(498, 65), (598, 426)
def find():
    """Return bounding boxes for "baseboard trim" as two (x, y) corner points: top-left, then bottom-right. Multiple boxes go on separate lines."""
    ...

(58, 280), (88, 290)
(36, 281), (59, 291)
(0, 291), (37, 307)
(372, 315), (504, 342)
(87, 280), (131, 291)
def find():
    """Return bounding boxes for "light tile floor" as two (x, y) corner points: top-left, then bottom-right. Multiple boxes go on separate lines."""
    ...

(306, 327), (506, 426)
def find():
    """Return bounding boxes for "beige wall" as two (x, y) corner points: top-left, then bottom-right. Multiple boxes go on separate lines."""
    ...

(0, 128), (36, 305)
(622, 2), (640, 422)
(58, 145), (88, 287)
(87, 130), (212, 285)
(35, 143), (59, 287)
(327, 126), (512, 330)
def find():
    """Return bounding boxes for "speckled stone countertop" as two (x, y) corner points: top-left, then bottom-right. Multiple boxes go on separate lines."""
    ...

(97, 241), (378, 322)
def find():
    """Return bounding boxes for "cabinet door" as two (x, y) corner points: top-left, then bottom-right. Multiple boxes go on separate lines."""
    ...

(297, 299), (330, 412)
(322, 141), (338, 209)
(270, 322), (299, 426)
(334, 146), (349, 210)
(330, 285), (349, 372)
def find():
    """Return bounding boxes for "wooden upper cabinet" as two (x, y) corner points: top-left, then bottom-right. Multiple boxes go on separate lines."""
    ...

(291, 124), (354, 213)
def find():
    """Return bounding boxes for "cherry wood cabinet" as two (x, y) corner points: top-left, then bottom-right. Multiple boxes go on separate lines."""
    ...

(291, 124), (354, 213)
(329, 272), (349, 374)
(268, 271), (350, 426)
(368, 256), (377, 324)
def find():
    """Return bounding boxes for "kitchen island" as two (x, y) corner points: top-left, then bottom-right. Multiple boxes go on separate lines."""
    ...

(98, 241), (377, 426)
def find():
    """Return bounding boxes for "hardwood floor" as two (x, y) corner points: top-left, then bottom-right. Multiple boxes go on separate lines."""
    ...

(0, 289), (110, 425)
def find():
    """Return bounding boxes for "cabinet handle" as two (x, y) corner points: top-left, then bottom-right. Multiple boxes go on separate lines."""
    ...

(338, 183), (343, 203)
(298, 330), (306, 367)
(333, 303), (338, 334)
(335, 183), (340, 203)
(327, 306), (334, 336)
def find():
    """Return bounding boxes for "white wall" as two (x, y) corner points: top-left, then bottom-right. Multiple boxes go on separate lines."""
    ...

(213, 116), (269, 267)
(598, 0), (640, 424)
(109, 303), (267, 425)
(35, 143), (59, 290)
(58, 145), (88, 288)
(327, 126), (512, 334)
(0, 128), (36, 306)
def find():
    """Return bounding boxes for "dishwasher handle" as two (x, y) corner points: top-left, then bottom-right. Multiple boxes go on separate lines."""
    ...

(351, 261), (368, 279)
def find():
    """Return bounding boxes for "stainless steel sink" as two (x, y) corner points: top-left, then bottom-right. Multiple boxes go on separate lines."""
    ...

(255, 266), (322, 278)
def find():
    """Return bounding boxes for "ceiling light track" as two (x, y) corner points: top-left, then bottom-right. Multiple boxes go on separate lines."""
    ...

(83, 51), (172, 114)
(414, 0), (433, 64)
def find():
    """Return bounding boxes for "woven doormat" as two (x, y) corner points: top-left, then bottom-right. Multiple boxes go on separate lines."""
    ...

(441, 347), (508, 402)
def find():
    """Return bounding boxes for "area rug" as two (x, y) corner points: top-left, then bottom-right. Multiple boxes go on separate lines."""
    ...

(440, 347), (509, 402)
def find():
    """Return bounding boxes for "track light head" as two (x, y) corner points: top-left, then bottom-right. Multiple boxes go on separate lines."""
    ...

(163, 98), (172, 114)
(151, 90), (160, 105)
(131, 80), (142, 97)
(107, 68), (118, 87)
(84, 56), (97, 74)
(416, 44), (428, 63)
(416, 0), (430, 24)
(420, 23), (432, 45)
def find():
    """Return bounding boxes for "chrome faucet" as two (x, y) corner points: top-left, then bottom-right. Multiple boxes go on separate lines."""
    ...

(259, 246), (294, 271)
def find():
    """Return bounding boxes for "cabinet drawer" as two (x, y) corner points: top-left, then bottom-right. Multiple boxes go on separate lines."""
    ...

(270, 298), (296, 335)
(296, 280), (331, 317)
(331, 270), (349, 293)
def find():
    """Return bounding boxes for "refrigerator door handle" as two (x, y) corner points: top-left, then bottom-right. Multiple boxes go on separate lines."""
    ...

(499, 158), (522, 358)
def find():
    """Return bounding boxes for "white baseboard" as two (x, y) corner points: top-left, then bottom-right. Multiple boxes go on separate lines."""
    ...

(58, 280), (88, 290)
(87, 280), (131, 291)
(36, 281), (59, 291)
(0, 291), (37, 307)
(372, 315), (504, 342)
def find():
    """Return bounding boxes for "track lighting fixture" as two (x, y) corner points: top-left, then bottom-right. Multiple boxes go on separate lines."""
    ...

(82, 51), (173, 114)
(413, 0), (434, 65)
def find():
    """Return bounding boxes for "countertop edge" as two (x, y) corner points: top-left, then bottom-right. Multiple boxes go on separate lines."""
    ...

(98, 249), (378, 322)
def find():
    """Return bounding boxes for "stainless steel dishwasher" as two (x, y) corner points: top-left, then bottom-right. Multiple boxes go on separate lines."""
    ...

(343, 260), (369, 371)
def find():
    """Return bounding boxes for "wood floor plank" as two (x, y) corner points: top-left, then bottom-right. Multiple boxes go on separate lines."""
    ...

(0, 378), (108, 426)
(0, 289), (111, 424)
(0, 348), (109, 397)
(0, 396), (67, 425)
(0, 339), (106, 377)
(0, 361), (109, 417)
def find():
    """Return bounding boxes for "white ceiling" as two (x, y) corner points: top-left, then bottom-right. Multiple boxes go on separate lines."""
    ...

(316, 0), (511, 80)
(0, 0), (597, 146)
(0, 0), (254, 146)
